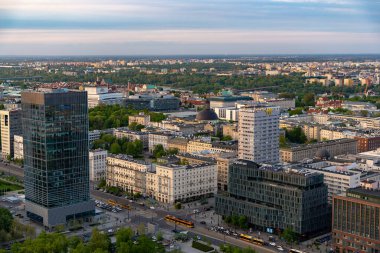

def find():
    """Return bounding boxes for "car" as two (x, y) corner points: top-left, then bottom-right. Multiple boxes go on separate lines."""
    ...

(108, 229), (114, 233)
(196, 235), (201, 240)
(277, 246), (284, 251)
(200, 221), (206, 225)
(150, 206), (155, 210)
(193, 209), (199, 214)
(269, 242), (276, 246)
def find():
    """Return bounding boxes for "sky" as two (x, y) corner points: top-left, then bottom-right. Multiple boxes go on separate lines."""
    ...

(0, 0), (379, 55)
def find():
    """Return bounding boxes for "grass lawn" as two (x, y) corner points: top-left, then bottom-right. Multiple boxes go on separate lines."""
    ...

(0, 180), (23, 194)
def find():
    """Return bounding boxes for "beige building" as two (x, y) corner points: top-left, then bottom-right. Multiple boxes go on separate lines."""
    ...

(238, 105), (280, 163)
(89, 149), (108, 182)
(167, 138), (189, 153)
(280, 138), (358, 163)
(129, 112), (150, 126)
(13, 135), (23, 160)
(114, 128), (149, 148)
(106, 154), (152, 194)
(222, 124), (239, 140)
(147, 162), (217, 204)
(148, 132), (173, 152)
(0, 109), (22, 159)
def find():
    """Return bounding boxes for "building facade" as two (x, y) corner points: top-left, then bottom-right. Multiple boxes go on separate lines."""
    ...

(106, 154), (152, 194)
(89, 149), (108, 182)
(129, 112), (150, 126)
(0, 109), (22, 159)
(22, 90), (94, 228)
(113, 128), (149, 148)
(148, 132), (172, 153)
(147, 162), (217, 204)
(280, 138), (358, 163)
(333, 187), (380, 253)
(13, 135), (23, 160)
(238, 106), (280, 163)
(216, 160), (329, 236)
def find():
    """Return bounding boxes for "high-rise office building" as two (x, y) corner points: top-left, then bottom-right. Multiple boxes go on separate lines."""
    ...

(22, 89), (94, 228)
(216, 160), (329, 237)
(333, 187), (380, 252)
(0, 109), (22, 159)
(238, 105), (280, 163)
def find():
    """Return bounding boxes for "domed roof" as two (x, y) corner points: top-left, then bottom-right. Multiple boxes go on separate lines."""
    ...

(196, 109), (219, 121)
(315, 149), (330, 160)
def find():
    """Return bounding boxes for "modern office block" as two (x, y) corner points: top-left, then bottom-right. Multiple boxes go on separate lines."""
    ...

(22, 89), (94, 228)
(216, 160), (329, 237)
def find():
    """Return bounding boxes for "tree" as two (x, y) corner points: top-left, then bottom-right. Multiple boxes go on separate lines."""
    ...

(238, 215), (248, 229)
(221, 135), (233, 141)
(288, 107), (303, 116)
(88, 228), (111, 252)
(153, 144), (166, 158)
(167, 148), (179, 155)
(281, 227), (298, 244)
(116, 227), (133, 247)
(98, 178), (106, 189)
(129, 122), (144, 131)
(110, 142), (122, 154)
(303, 93), (315, 106)
(0, 104), (5, 110)
(174, 202), (182, 210)
(285, 127), (307, 144)
(279, 135), (288, 148)
(360, 110), (369, 117)
(0, 207), (13, 232)
(156, 231), (163, 242)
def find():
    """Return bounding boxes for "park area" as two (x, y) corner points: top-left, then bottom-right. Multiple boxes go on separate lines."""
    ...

(0, 180), (23, 195)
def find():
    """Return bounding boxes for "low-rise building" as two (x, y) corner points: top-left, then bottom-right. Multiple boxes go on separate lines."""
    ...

(167, 138), (189, 153)
(114, 128), (149, 148)
(89, 149), (108, 182)
(280, 138), (358, 163)
(148, 132), (173, 152)
(147, 162), (217, 204)
(106, 154), (152, 194)
(129, 112), (150, 126)
(85, 86), (123, 108)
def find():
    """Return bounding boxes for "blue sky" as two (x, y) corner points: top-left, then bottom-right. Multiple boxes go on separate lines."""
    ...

(0, 0), (379, 55)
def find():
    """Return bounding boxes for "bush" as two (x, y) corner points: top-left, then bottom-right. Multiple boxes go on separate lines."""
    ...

(192, 240), (214, 252)
(174, 202), (182, 210)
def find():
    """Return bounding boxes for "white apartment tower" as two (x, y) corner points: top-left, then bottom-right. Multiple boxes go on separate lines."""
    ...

(0, 109), (22, 159)
(238, 105), (280, 163)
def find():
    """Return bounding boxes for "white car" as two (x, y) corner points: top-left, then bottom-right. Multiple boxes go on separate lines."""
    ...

(150, 206), (155, 210)
(269, 242), (276, 246)
(277, 246), (284, 251)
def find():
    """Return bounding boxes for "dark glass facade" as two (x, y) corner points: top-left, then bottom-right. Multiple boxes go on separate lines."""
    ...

(215, 160), (329, 237)
(22, 90), (94, 226)
(333, 188), (380, 253)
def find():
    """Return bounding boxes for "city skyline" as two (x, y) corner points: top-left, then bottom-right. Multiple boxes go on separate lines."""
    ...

(0, 0), (379, 55)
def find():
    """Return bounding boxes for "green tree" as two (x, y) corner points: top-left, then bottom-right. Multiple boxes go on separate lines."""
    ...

(279, 135), (288, 148)
(116, 227), (133, 248)
(360, 110), (369, 117)
(285, 127), (307, 144)
(153, 144), (166, 158)
(281, 227), (298, 244)
(238, 215), (248, 229)
(110, 142), (122, 154)
(174, 202), (182, 210)
(129, 122), (145, 131)
(303, 93), (315, 106)
(0, 207), (13, 232)
(88, 228), (111, 252)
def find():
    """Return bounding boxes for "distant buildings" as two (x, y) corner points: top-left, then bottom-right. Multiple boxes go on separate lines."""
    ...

(85, 86), (123, 108)
(0, 109), (22, 159)
(89, 149), (107, 182)
(216, 160), (329, 237)
(238, 105), (280, 163)
(333, 187), (380, 252)
(22, 89), (94, 228)
(125, 94), (180, 111)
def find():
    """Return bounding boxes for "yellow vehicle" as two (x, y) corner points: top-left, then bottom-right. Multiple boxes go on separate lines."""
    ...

(239, 234), (264, 246)
(107, 199), (117, 206)
(165, 215), (194, 228)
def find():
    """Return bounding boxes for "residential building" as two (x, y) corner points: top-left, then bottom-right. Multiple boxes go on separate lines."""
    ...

(295, 161), (361, 203)
(13, 135), (23, 160)
(167, 138), (189, 153)
(216, 160), (329, 236)
(114, 128), (149, 148)
(333, 187), (380, 252)
(0, 109), (22, 159)
(280, 139), (358, 163)
(89, 149), (107, 182)
(238, 105), (280, 163)
(22, 89), (94, 228)
(148, 132), (172, 152)
(147, 162), (217, 204)
(106, 154), (152, 194)
(129, 112), (150, 126)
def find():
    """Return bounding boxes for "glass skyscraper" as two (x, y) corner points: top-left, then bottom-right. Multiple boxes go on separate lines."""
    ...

(22, 89), (94, 228)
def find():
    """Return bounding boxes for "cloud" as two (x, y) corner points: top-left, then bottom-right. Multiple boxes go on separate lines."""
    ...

(270, 0), (354, 4)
